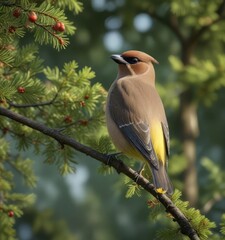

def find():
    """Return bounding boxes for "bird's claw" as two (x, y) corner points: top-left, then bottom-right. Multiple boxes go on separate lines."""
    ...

(106, 152), (122, 165)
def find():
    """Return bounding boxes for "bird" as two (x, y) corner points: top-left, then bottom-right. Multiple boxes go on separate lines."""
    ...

(106, 50), (173, 195)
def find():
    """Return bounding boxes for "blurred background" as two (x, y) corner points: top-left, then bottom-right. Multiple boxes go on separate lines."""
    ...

(15, 0), (225, 239)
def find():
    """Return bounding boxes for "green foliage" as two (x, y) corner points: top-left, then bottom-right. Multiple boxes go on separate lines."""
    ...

(0, 0), (225, 239)
(169, 55), (225, 105)
(0, 0), (80, 50)
(0, 49), (16, 67)
(0, 1), (105, 239)
(88, 135), (115, 154)
(47, 0), (83, 14)
(147, 190), (216, 240)
(156, 229), (187, 240)
(201, 157), (225, 191)
(171, 0), (222, 30)
(43, 141), (77, 175)
(172, 190), (216, 239)
(72, 0), (225, 239)
(32, 209), (79, 240)
(221, 214), (225, 237)
(125, 182), (142, 198)
(0, 57), (106, 173)
(200, 157), (225, 213)
(88, 135), (115, 175)
(0, 139), (36, 240)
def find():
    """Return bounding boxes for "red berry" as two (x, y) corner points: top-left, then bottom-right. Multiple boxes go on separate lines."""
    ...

(28, 11), (37, 22)
(52, 22), (65, 32)
(58, 22), (65, 32)
(79, 119), (88, 126)
(13, 8), (21, 18)
(8, 210), (14, 217)
(64, 115), (72, 123)
(17, 87), (25, 93)
(80, 101), (85, 107)
(8, 26), (16, 33)
(52, 22), (60, 31)
(84, 95), (89, 100)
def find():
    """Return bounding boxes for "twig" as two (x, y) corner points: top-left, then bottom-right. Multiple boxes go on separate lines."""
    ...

(202, 193), (222, 214)
(149, 1), (225, 56)
(0, 106), (200, 240)
(188, 15), (225, 49)
(148, 11), (185, 45)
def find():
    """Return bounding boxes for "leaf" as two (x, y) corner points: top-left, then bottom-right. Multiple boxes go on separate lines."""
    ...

(125, 183), (141, 198)
(168, 55), (183, 72)
(98, 164), (114, 175)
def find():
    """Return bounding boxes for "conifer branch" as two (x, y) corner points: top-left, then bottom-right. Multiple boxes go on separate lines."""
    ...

(1, 1), (56, 20)
(0, 106), (200, 240)
(33, 22), (63, 44)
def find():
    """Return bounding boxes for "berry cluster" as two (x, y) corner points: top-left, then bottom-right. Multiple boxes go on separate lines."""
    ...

(64, 115), (72, 123)
(17, 87), (25, 93)
(11, 8), (66, 45)
(79, 119), (88, 126)
(12, 9), (38, 22)
(52, 22), (65, 32)
(79, 101), (85, 107)
(8, 26), (16, 33)
(52, 21), (65, 45)
(13, 8), (21, 18)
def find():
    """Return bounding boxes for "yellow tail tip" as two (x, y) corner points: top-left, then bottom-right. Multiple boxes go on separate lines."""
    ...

(156, 188), (166, 194)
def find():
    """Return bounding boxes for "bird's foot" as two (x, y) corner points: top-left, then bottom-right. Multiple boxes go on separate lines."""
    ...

(106, 152), (122, 165)
(134, 172), (141, 182)
(134, 163), (145, 183)
(137, 163), (145, 175)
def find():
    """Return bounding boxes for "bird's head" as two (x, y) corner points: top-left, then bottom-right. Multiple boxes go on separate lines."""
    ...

(111, 50), (158, 79)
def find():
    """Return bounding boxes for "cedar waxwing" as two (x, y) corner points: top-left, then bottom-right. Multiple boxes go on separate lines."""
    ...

(106, 50), (173, 195)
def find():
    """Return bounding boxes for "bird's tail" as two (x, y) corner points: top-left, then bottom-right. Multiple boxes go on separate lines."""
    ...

(151, 164), (173, 195)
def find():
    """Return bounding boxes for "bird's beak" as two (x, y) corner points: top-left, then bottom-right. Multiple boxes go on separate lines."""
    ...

(111, 54), (128, 64)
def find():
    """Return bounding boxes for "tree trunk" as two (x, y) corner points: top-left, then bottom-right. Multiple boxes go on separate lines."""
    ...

(180, 91), (199, 206)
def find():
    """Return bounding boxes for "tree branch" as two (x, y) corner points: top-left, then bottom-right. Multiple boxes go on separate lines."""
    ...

(216, 0), (225, 16)
(149, 11), (185, 45)
(187, 0), (225, 51)
(202, 193), (223, 214)
(0, 106), (200, 240)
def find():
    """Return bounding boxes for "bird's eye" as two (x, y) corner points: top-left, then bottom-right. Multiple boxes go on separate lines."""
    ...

(123, 57), (140, 64)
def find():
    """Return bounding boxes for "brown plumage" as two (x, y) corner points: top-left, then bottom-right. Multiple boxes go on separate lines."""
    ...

(106, 50), (173, 195)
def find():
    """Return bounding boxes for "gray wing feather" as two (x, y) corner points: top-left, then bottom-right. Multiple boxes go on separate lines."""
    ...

(119, 122), (159, 169)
